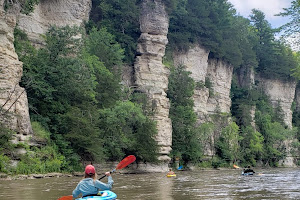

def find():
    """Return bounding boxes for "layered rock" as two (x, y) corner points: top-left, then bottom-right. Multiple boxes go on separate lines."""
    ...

(134, 0), (172, 162)
(206, 59), (233, 114)
(173, 45), (210, 122)
(257, 77), (297, 167)
(174, 45), (234, 156)
(0, 0), (91, 147)
(173, 46), (233, 120)
(295, 85), (300, 112)
(0, 3), (33, 142)
(257, 77), (296, 129)
(17, 0), (91, 44)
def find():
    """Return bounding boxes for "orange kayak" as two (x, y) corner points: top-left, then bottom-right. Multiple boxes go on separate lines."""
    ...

(233, 164), (240, 169)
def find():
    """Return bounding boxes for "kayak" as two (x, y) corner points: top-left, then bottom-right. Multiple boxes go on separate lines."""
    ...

(167, 174), (176, 177)
(242, 172), (254, 176)
(76, 191), (117, 200)
(233, 164), (240, 169)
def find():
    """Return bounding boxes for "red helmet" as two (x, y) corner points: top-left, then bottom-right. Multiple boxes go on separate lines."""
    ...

(85, 165), (96, 175)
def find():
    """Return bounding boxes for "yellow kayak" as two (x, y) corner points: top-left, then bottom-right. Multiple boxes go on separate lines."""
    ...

(166, 174), (176, 177)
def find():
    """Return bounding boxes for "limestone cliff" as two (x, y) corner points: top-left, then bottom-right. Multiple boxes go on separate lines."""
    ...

(257, 77), (296, 129)
(0, 0), (91, 143)
(134, 0), (172, 164)
(173, 46), (233, 121)
(173, 45), (234, 156)
(17, 0), (91, 45)
(0, 1), (33, 144)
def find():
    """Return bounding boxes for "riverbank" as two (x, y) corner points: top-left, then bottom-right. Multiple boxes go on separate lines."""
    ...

(0, 172), (84, 181)
(1, 165), (297, 181)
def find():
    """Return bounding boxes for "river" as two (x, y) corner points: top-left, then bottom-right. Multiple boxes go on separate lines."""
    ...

(0, 168), (299, 200)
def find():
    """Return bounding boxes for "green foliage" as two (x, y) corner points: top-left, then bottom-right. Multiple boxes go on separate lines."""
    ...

(168, 0), (246, 67)
(89, 0), (140, 64)
(62, 105), (104, 162)
(168, 65), (203, 163)
(291, 52), (300, 79)
(276, 0), (300, 47)
(83, 28), (123, 108)
(230, 77), (259, 127)
(0, 154), (10, 173)
(98, 101), (159, 162)
(31, 121), (51, 143)
(255, 109), (296, 166)
(238, 126), (264, 166)
(15, 145), (65, 174)
(0, 123), (14, 155)
(18, 26), (98, 132)
(168, 65), (195, 107)
(215, 122), (240, 163)
(84, 27), (124, 70)
(250, 9), (297, 80)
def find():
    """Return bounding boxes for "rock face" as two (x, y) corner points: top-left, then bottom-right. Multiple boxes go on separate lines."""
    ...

(174, 45), (234, 156)
(257, 77), (297, 167)
(174, 46), (233, 121)
(0, 2), (33, 142)
(173, 45), (210, 123)
(17, 0), (91, 44)
(134, 0), (172, 162)
(206, 59), (233, 114)
(0, 0), (91, 143)
(257, 77), (296, 129)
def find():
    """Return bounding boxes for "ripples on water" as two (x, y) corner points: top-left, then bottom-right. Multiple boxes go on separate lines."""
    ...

(0, 168), (299, 200)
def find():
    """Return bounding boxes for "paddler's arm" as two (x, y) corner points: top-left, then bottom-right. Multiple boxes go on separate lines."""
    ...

(72, 183), (81, 198)
(95, 172), (114, 190)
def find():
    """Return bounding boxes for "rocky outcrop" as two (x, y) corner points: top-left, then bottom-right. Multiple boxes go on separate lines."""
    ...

(294, 85), (300, 112)
(257, 77), (296, 128)
(173, 45), (210, 123)
(206, 59), (233, 114)
(134, 0), (172, 162)
(173, 45), (210, 82)
(174, 45), (234, 156)
(173, 46), (233, 122)
(0, 0), (91, 146)
(257, 77), (297, 167)
(0, 2), (33, 142)
(17, 0), (91, 44)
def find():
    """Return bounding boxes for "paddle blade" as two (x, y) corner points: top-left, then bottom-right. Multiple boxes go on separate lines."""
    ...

(57, 195), (73, 200)
(116, 155), (136, 170)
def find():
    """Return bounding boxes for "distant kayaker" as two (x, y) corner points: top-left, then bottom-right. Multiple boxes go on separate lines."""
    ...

(167, 168), (175, 175)
(72, 164), (114, 198)
(243, 166), (255, 174)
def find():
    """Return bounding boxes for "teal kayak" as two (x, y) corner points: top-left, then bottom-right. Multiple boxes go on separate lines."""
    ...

(76, 191), (117, 200)
(241, 172), (254, 176)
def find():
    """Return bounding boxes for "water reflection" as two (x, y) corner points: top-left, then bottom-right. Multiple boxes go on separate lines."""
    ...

(158, 174), (174, 200)
(0, 168), (299, 200)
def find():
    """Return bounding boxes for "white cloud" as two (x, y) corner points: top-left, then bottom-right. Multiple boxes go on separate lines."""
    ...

(228, 0), (292, 28)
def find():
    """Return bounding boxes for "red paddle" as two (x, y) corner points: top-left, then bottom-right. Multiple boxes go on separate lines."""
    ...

(98, 155), (136, 180)
(57, 155), (136, 200)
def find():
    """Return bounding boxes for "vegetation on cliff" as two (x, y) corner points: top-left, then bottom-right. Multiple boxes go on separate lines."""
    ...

(1, 0), (299, 174)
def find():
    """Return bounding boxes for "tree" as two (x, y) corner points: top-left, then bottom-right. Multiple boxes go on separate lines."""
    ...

(250, 9), (296, 80)
(168, 65), (203, 163)
(89, 0), (140, 64)
(276, 0), (300, 49)
(98, 101), (158, 162)
(215, 122), (240, 164)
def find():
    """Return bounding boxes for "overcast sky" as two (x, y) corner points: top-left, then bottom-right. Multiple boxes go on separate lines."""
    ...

(227, 0), (292, 28)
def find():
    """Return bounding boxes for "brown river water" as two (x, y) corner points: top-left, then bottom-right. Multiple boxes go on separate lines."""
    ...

(0, 168), (299, 200)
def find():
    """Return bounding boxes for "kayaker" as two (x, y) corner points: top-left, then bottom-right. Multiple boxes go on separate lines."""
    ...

(243, 165), (255, 174)
(72, 164), (114, 198)
(167, 168), (175, 175)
